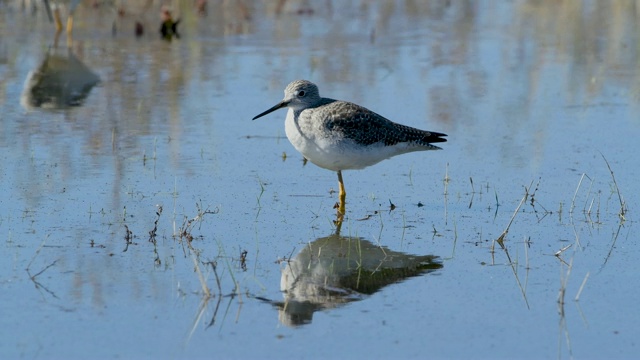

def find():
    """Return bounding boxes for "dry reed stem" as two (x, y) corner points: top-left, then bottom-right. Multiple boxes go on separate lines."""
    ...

(574, 272), (590, 301)
(599, 152), (627, 221)
(490, 181), (534, 309)
(493, 180), (533, 250)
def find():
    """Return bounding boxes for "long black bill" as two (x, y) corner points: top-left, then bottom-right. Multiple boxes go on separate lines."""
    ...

(252, 101), (289, 120)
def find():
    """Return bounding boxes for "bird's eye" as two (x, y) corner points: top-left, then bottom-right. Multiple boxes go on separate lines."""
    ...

(297, 90), (306, 97)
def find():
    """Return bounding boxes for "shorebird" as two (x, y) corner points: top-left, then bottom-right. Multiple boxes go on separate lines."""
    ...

(252, 80), (447, 218)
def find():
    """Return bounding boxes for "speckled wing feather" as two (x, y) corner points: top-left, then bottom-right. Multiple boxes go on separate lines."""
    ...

(319, 101), (447, 147)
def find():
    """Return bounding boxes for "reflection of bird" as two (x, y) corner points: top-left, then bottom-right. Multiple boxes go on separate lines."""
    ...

(253, 80), (447, 218)
(272, 234), (442, 327)
(21, 48), (100, 110)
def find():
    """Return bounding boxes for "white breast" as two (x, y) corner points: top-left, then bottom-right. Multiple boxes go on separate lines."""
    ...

(284, 108), (404, 171)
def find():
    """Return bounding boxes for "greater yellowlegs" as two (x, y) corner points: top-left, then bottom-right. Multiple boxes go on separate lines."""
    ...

(42, 0), (81, 36)
(252, 80), (447, 217)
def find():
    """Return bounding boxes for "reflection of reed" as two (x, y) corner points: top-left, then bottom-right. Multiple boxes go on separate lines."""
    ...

(492, 181), (532, 309)
(275, 234), (442, 327)
(21, 48), (100, 110)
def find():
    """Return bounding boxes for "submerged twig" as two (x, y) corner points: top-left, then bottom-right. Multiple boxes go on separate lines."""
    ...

(239, 250), (248, 272)
(123, 224), (134, 252)
(149, 205), (163, 265)
(468, 177), (475, 209)
(148, 205), (163, 244)
(26, 237), (59, 299)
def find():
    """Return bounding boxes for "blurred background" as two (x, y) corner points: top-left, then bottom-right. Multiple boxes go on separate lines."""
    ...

(1, 1), (639, 359)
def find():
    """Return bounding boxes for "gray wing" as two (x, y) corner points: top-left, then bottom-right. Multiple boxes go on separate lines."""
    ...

(320, 101), (447, 146)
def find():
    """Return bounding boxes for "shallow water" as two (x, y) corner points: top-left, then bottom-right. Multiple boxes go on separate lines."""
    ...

(1, 0), (639, 358)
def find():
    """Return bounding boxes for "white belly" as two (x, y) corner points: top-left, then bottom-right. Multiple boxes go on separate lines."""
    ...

(284, 109), (416, 171)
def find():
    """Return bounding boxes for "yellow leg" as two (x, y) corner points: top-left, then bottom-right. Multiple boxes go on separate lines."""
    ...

(334, 215), (343, 235)
(337, 170), (346, 216)
(53, 8), (63, 33)
(66, 15), (74, 45)
(333, 171), (346, 232)
(66, 15), (74, 34)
